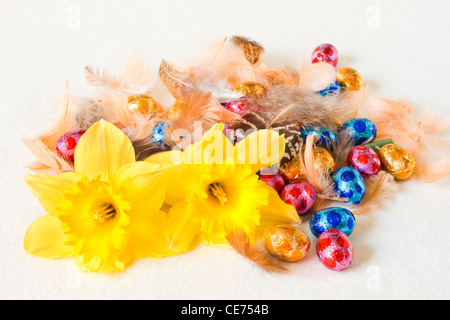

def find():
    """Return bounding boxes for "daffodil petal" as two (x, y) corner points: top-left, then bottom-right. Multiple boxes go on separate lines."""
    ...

(145, 149), (184, 166)
(23, 214), (74, 258)
(235, 129), (285, 173)
(255, 182), (301, 238)
(183, 123), (234, 165)
(164, 201), (201, 254)
(24, 172), (81, 215)
(74, 120), (135, 182)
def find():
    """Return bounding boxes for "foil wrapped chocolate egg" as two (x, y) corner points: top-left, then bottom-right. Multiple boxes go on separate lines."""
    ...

(316, 229), (353, 271)
(310, 207), (356, 238)
(152, 120), (171, 146)
(259, 173), (286, 193)
(280, 181), (316, 216)
(263, 225), (311, 262)
(333, 166), (366, 205)
(347, 145), (381, 176)
(336, 67), (364, 90)
(279, 157), (305, 182)
(128, 94), (159, 115)
(300, 126), (337, 151)
(223, 97), (260, 115)
(379, 144), (416, 180)
(56, 129), (86, 162)
(313, 147), (336, 174)
(311, 43), (339, 67)
(233, 82), (266, 98)
(342, 118), (377, 145)
(316, 81), (340, 97)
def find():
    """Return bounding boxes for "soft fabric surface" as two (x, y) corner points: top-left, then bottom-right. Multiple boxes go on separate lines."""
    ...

(1, 0), (449, 299)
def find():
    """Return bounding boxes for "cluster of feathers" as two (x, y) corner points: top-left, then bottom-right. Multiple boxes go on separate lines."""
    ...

(23, 36), (450, 272)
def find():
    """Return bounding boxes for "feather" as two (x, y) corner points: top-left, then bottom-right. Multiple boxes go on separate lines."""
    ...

(352, 171), (398, 215)
(298, 62), (337, 92)
(247, 85), (358, 130)
(23, 82), (76, 173)
(226, 229), (289, 273)
(298, 134), (340, 201)
(84, 52), (155, 95)
(158, 59), (197, 100)
(230, 35), (265, 65)
(360, 96), (450, 182)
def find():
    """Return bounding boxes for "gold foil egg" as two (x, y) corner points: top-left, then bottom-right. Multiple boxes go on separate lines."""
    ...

(379, 143), (416, 180)
(167, 99), (186, 120)
(128, 94), (159, 115)
(279, 147), (335, 182)
(336, 67), (364, 90)
(313, 147), (336, 174)
(233, 82), (266, 98)
(263, 225), (311, 262)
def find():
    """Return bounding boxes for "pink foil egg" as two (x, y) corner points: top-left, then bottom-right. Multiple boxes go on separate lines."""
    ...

(55, 129), (86, 162)
(223, 98), (260, 115)
(311, 43), (339, 67)
(347, 145), (381, 176)
(260, 173), (286, 194)
(316, 229), (353, 271)
(280, 181), (316, 216)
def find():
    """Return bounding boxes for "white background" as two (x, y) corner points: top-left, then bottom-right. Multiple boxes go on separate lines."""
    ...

(1, 0), (449, 299)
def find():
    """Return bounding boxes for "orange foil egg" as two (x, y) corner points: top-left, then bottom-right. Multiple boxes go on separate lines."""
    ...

(233, 82), (266, 98)
(128, 94), (159, 115)
(336, 67), (364, 91)
(379, 143), (416, 180)
(263, 225), (310, 262)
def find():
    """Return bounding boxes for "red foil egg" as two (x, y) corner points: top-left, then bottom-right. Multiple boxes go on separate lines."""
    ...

(316, 229), (353, 271)
(55, 130), (86, 162)
(311, 43), (339, 67)
(280, 181), (316, 216)
(347, 145), (381, 176)
(260, 173), (286, 193)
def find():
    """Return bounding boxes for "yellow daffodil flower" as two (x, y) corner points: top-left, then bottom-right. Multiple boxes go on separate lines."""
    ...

(146, 123), (300, 251)
(23, 120), (172, 273)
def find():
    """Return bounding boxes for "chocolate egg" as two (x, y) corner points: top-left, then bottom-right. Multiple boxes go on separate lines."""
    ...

(313, 147), (336, 174)
(316, 81), (340, 97)
(342, 118), (377, 145)
(259, 173), (285, 193)
(128, 94), (159, 115)
(379, 144), (416, 180)
(152, 120), (171, 145)
(263, 225), (311, 262)
(278, 157), (305, 182)
(310, 207), (356, 238)
(347, 145), (381, 176)
(311, 43), (339, 67)
(332, 166), (366, 205)
(336, 67), (364, 90)
(300, 126), (337, 151)
(316, 229), (353, 271)
(280, 181), (316, 216)
(233, 82), (266, 98)
(56, 129), (86, 162)
(223, 97), (260, 115)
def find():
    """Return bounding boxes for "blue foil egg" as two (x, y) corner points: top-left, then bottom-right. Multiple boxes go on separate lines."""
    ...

(332, 166), (366, 205)
(342, 118), (377, 145)
(152, 120), (171, 146)
(300, 126), (337, 151)
(309, 207), (356, 238)
(316, 81), (340, 97)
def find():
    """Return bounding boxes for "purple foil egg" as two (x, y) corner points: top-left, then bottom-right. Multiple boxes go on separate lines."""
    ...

(259, 173), (286, 194)
(347, 145), (381, 176)
(280, 181), (316, 216)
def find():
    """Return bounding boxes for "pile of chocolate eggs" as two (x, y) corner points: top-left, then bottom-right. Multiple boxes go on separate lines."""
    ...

(260, 43), (418, 271)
